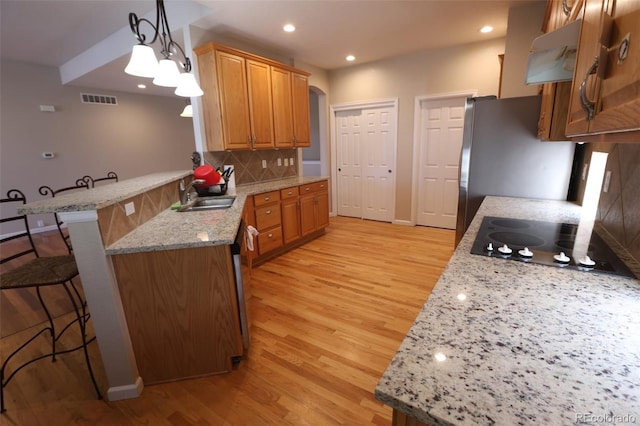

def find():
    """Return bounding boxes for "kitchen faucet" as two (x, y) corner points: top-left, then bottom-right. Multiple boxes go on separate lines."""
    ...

(178, 178), (206, 205)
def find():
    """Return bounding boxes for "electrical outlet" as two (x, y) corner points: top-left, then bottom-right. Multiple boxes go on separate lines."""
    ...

(124, 202), (135, 216)
(602, 170), (612, 193)
(284, 158), (289, 166)
(277, 158), (282, 166)
(582, 164), (589, 180)
(290, 157), (294, 166)
(262, 160), (267, 168)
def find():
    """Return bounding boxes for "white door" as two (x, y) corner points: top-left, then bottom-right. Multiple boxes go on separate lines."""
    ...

(336, 110), (363, 218)
(336, 103), (396, 222)
(415, 96), (466, 229)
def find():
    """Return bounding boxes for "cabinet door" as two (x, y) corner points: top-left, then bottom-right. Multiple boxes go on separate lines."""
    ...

(565, 0), (610, 137)
(272, 67), (294, 148)
(316, 190), (330, 230)
(291, 72), (311, 147)
(299, 194), (316, 236)
(588, 0), (640, 135)
(216, 51), (252, 149)
(281, 199), (301, 244)
(246, 59), (274, 149)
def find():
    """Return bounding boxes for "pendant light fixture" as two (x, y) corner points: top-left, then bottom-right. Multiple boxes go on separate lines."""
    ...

(180, 100), (193, 117)
(125, 0), (203, 97)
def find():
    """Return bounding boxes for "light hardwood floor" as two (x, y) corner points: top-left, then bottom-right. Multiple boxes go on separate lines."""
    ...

(0, 216), (455, 425)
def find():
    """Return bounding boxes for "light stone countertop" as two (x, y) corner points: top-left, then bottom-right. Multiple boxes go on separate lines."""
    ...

(375, 196), (640, 425)
(19, 171), (328, 255)
(18, 170), (193, 213)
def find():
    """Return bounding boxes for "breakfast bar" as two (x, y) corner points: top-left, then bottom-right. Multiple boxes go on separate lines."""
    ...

(18, 171), (329, 401)
(376, 196), (640, 425)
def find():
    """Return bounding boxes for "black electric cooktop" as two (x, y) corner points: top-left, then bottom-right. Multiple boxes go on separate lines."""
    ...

(470, 216), (636, 278)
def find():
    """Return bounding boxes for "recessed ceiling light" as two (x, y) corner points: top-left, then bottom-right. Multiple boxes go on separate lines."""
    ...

(137, 84), (146, 89)
(480, 26), (493, 33)
(346, 55), (356, 62)
(283, 24), (295, 32)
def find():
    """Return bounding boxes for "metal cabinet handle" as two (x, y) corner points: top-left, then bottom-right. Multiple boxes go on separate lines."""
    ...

(305, 187), (310, 191)
(287, 191), (293, 195)
(579, 56), (599, 121)
(562, 0), (570, 17)
(264, 196), (270, 201)
(265, 209), (271, 214)
(268, 233), (273, 238)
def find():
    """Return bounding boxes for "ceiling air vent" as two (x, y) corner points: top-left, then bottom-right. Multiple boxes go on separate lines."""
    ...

(80, 93), (118, 106)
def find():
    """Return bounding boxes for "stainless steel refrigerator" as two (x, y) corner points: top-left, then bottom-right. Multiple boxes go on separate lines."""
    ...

(455, 95), (575, 246)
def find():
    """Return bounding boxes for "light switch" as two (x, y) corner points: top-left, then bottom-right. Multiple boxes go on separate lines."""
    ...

(262, 160), (267, 168)
(277, 158), (282, 166)
(284, 158), (289, 166)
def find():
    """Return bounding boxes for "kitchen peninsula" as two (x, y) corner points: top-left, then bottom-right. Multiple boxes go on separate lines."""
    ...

(376, 196), (640, 425)
(19, 171), (329, 401)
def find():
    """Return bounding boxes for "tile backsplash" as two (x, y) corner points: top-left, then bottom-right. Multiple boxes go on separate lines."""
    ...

(593, 143), (640, 263)
(203, 149), (298, 185)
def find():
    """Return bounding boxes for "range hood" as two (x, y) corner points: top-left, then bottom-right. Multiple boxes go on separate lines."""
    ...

(525, 19), (582, 85)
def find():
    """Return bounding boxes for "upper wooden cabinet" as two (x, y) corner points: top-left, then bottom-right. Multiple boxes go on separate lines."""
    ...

(291, 72), (311, 147)
(565, 0), (640, 142)
(268, 67), (311, 148)
(195, 42), (311, 151)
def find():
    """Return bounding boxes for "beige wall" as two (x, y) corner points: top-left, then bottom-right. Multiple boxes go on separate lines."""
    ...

(0, 60), (195, 229)
(328, 38), (506, 221)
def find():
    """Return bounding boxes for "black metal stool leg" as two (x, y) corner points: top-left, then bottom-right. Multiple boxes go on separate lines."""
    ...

(61, 281), (102, 400)
(36, 286), (57, 361)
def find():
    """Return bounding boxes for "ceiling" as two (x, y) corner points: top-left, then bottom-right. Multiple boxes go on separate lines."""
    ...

(0, 0), (539, 97)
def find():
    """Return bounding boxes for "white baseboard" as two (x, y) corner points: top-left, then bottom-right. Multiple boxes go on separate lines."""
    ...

(392, 219), (415, 226)
(107, 376), (144, 401)
(0, 224), (59, 240)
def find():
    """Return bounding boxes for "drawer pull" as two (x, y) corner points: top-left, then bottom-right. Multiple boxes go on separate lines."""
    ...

(305, 187), (310, 191)
(287, 191), (293, 195)
(268, 233), (273, 238)
(265, 209), (271, 214)
(579, 56), (599, 121)
(264, 196), (270, 201)
(320, 184), (324, 188)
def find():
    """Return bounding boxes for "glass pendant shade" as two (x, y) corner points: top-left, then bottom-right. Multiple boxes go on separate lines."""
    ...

(174, 72), (204, 97)
(180, 104), (193, 117)
(153, 59), (181, 87)
(125, 45), (159, 78)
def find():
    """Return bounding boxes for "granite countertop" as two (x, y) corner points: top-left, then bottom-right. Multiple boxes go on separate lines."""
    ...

(104, 176), (328, 255)
(375, 196), (640, 425)
(18, 170), (193, 213)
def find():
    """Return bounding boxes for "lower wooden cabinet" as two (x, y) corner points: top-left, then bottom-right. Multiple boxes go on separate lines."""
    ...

(253, 190), (282, 256)
(281, 187), (301, 244)
(244, 180), (329, 264)
(300, 181), (329, 236)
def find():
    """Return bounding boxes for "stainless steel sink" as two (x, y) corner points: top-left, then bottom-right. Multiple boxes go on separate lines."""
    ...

(178, 196), (236, 212)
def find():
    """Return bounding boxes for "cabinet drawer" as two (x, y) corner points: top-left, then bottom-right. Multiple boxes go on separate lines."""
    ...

(280, 186), (299, 200)
(257, 226), (283, 254)
(255, 204), (281, 230)
(299, 180), (328, 195)
(254, 190), (280, 207)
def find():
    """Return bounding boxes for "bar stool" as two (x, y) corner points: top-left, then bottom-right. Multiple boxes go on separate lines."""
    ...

(76, 171), (118, 188)
(0, 189), (102, 412)
(38, 182), (89, 254)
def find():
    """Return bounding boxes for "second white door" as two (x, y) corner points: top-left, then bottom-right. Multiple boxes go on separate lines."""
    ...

(336, 104), (396, 222)
(415, 95), (467, 229)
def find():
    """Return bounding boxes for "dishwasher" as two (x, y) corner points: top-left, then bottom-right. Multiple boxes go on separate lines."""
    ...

(231, 221), (250, 351)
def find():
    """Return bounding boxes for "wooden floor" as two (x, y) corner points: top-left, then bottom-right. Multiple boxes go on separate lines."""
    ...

(0, 216), (455, 425)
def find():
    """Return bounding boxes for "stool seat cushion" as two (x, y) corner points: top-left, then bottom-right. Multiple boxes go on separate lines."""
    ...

(1, 255), (78, 289)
